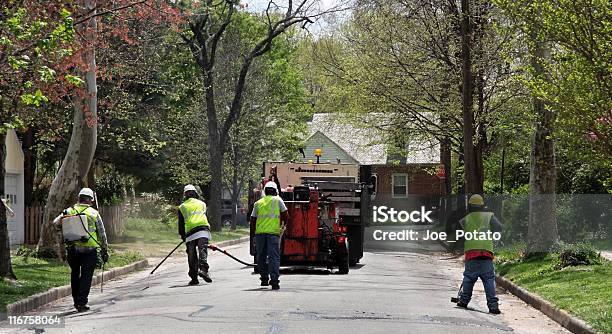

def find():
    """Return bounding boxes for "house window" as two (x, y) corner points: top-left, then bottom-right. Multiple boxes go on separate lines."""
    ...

(392, 174), (408, 198)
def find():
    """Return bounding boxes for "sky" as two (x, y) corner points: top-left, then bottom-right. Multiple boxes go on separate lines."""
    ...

(245, 0), (346, 12)
(244, 0), (351, 36)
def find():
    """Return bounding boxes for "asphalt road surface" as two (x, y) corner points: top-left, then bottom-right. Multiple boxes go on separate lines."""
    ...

(2, 225), (569, 334)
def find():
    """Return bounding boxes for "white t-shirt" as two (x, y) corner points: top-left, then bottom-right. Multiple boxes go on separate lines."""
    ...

(186, 230), (211, 243)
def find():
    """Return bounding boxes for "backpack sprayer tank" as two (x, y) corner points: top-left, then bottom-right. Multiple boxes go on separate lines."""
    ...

(60, 214), (90, 242)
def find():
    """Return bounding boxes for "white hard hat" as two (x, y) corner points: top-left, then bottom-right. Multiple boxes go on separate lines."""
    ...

(78, 188), (94, 198)
(264, 181), (278, 190)
(184, 184), (197, 193)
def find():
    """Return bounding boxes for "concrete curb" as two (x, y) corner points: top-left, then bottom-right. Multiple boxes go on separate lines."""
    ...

(6, 259), (149, 316)
(496, 275), (598, 334)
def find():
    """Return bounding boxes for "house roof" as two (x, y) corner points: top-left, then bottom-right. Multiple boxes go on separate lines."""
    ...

(306, 113), (440, 165)
(307, 114), (388, 165)
(5, 129), (24, 174)
(305, 131), (360, 164)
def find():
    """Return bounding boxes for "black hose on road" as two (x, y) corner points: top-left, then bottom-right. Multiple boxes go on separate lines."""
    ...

(208, 244), (256, 267)
(150, 241), (185, 275)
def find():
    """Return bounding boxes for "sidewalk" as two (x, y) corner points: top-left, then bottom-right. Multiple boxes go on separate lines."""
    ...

(445, 244), (596, 333)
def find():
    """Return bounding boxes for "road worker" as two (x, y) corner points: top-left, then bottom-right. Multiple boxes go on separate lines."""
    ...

(53, 188), (109, 312)
(178, 184), (212, 285)
(456, 194), (502, 314)
(250, 181), (288, 290)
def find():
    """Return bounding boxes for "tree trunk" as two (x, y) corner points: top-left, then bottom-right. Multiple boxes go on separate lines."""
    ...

(0, 132), (16, 279)
(457, 141), (465, 194)
(229, 161), (241, 231)
(440, 79), (453, 195)
(38, 0), (98, 258)
(440, 135), (452, 195)
(527, 34), (558, 254)
(460, 0), (480, 194)
(202, 60), (223, 232)
(86, 159), (95, 188)
(474, 65), (486, 192)
(21, 128), (37, 206)
(207, 147), (223, 232)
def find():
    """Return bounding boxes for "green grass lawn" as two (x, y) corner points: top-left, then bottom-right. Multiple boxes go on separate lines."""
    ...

(496, 249), (612, 333)
(0, 251), (144, 312)
(110, 217), (249, 257)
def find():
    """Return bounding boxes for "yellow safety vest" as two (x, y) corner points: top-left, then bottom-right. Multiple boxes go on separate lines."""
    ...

(254, 195), (281, 235)
(463, 212), (494, 253)
(179, 198), (210, 234)
(66, 204), (101, 249)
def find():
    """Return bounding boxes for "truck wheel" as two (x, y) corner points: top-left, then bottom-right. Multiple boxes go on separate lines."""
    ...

(337, 242), (349, 274)
(337, 254), (349, 274)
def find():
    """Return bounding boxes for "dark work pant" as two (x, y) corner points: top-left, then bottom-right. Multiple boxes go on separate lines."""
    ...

(255, 234), (280, 284)
(459, 258), (499, 309)
(66, 247), (98, 307)
(186, 237), (209, 280)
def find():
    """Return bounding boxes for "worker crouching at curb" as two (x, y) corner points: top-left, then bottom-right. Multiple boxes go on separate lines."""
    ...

(178, 185), (212, 285)
(456, 194), (502, 314)
(250, 181), (288, 290)
(53, 188), (109, 313)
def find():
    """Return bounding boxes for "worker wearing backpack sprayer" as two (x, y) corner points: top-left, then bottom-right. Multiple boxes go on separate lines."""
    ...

(53, 188), (109, 313)
(178, 185), (213, 286)
(455, 194), (502, 314)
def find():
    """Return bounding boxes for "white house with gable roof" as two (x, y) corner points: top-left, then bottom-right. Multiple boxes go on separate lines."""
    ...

(4, 129), (25, 247)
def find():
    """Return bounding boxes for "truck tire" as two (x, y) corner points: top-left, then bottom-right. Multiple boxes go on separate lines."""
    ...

(337, 254), (349, 274)
(337, 241), (349, 274)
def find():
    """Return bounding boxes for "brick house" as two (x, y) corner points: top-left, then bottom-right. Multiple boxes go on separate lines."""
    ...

(305, 114), (445, 212)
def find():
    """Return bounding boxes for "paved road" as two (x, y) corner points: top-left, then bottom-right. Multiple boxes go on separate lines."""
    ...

(3, 225), (569, 334)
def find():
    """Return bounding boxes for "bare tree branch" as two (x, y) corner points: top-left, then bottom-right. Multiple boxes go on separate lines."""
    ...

(74, 0), (148, 26)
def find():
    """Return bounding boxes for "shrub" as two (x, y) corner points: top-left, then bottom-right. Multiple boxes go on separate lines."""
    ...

(136, 192), (169, 219)
(555, 242), (602, 269)
(15, 245), (38, 262)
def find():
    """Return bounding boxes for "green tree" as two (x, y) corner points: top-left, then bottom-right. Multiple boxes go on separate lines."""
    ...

(494, 0), (611, 252)
(37, 0), (180, 257)
(0, 1), (74, 277)
(223, 27), (311, 228)
(306, 0), (522, 194)
(179, 0), (341, 231)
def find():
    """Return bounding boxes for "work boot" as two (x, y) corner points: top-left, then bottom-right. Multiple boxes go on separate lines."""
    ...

(188, 279), (199, 286)
(271, 282), (280, 290)
(75, 305), (90, 313)
(260, 279), (269, 287)
(489, 308), (501, 315)
(456, 302), (468, 309)
(198, 270), (212, 283)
